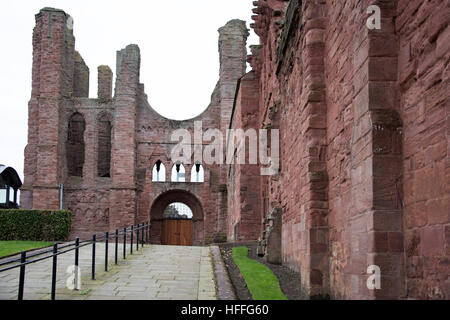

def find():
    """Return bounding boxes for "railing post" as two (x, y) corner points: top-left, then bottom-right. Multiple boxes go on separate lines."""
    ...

(136, 223), (140, 251)
(74, 238), (79, 291)
(146, 222), (149, 244)
(123, 227), (127, 260)
(105, 232), (109, 272)
(51, 243), (58, 300)
(141, 223), (145, 248)
(115, 229), (119, 265)
(18, 251), (26, 300)
(130, 225), (134, 255)
(91, 234), (96, 280)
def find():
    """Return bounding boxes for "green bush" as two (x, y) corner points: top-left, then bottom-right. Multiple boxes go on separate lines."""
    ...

(0, 210), (72, 241)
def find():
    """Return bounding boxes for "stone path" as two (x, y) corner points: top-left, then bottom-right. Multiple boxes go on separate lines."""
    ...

(0, 244), (216, 300)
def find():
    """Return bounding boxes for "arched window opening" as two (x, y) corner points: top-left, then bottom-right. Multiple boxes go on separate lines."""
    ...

(98, 116), (112, 177)
(171, 164), (186, 182)
(163, 202), (193, 220)
(67, 113), (85, 177)
(191, 164), (204, 183)
(152, 160), (166, 182)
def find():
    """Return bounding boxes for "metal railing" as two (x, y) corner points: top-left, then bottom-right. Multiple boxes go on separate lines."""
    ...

(0, 222), (150, 300)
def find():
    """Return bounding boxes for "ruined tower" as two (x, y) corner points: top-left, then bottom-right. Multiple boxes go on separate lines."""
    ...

(22, 7), (250, 243)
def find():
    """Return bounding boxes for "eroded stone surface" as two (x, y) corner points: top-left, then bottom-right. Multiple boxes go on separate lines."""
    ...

(20, 3), (450, 300)
(229, 0), (449, 300)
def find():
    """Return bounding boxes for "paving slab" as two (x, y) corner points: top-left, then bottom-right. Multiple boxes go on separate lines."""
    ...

(0, 244), (217, 300)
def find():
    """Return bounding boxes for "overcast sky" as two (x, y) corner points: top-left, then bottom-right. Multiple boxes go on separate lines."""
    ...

(0, 0), (258, 184)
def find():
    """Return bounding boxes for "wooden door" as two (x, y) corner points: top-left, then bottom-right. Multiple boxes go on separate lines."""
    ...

(161, 219), (193, 246)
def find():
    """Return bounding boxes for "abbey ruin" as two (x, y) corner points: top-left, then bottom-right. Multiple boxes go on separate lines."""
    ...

(22, 1), (449, 299)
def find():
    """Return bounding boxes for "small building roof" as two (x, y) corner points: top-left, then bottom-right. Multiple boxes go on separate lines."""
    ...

(0, 165), (23, 189)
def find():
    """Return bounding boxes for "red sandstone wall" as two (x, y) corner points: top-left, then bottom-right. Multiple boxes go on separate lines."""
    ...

(251, 0), (330, 297)
(324, 0), (358, 299)
(22, 8), (75, 211)
(73, 51), (89, 98)
(23, 3), (449, 300)
(63, 98), (115, 240)
(227, 71), (262, 241)
(23, 8), (249, 245)
(247, 0), (449, 299)
(135, 86), (224, 245)
(325, 0), (405, 300)
(397, 0), (450, 299)
(135, 20), (249, 245)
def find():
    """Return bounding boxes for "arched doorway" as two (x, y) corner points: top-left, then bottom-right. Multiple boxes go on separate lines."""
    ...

(149, 190), (204, 246)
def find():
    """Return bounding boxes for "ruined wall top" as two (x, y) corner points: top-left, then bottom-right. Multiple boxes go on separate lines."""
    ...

(248, 0), (301, 74)
(218, 19), (250, 78)
(115, 44), (141, 97)
(218, 19), (250, 39)
(250, 0), (288, 40)
(98, 65), (113, 100)
(32, 7), (75, 100)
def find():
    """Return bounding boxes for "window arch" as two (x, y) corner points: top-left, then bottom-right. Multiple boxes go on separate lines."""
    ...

(191, 163), (204, 183)
(171, 164), (186, 182)
(152, 160), (166, 182)
(67, 113), (85, 177)
(97, 115), (112, 177)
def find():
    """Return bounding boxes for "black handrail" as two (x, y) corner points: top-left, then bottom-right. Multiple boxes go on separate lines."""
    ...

(0, 222), (150, 300)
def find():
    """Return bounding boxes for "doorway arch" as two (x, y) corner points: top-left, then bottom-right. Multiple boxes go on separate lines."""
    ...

(149, 190), (204, 246)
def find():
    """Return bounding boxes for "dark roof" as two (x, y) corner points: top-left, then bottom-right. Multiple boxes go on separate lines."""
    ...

(0, 165), (22, 189)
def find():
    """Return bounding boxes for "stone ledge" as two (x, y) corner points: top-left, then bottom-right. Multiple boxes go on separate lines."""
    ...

(210, 246), (236, 300)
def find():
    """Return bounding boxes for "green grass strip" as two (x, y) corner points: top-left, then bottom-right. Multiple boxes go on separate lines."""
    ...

(0, 241), (53, 258)
(232, 246), (288, 300)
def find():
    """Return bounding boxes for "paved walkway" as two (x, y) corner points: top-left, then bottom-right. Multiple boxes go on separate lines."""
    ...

(0, 244), (216, 300)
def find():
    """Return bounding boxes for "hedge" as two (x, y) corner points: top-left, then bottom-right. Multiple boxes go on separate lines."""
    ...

(0, 210), (72, 241)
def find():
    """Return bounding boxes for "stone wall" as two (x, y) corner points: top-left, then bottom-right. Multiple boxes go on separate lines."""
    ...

(22, 3), (449, 300)
(227, 71), (262, 241)
(397, 0), (449, 300)
(73, 51), (89, 98)
(23, 8), (249, 246)
(97, 65), (113, 100)
(22, 8), (75, 211)
(242, 0), (449, 299)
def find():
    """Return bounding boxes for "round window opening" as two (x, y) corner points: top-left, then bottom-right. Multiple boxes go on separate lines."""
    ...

(162, 202), (193, 220)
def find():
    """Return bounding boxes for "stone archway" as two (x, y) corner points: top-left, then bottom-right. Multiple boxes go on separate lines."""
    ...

(149, 190), (204, 246)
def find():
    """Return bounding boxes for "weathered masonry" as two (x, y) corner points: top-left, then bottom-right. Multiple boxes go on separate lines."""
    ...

(23, 1), (449, 300)
(22, 7), (249, 245)
(228, 0), (449, 300)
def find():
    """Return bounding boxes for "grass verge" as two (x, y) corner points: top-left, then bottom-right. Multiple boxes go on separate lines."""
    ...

(232, 246), (288, 300)
(0, 241), (53, 258)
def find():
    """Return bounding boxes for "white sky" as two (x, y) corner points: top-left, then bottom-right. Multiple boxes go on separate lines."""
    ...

(0, 0), (258, 183)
